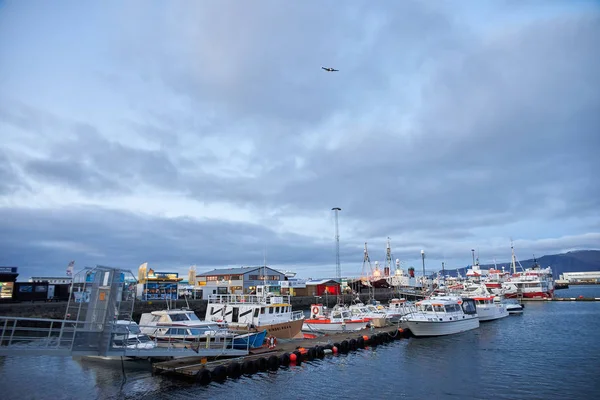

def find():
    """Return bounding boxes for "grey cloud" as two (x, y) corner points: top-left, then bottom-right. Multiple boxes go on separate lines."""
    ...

(118, 1), (467, 126)
(0, 151), (26, 195)
(0, 206), (356, 276)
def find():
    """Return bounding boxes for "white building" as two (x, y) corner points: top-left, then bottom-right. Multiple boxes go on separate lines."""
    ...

(559, 271), (600, 283)
(196, 266), (286, 300)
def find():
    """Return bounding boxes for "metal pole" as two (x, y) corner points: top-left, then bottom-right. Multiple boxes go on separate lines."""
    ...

(442, 261), (445, 277)
(332, 207), (342, 305)
(421, 250), (425, 291)
(471, 249), (475, 266)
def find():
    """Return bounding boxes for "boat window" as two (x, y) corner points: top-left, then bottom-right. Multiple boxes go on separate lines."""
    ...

(269, 307), (274, 314)
(424, 305), (433, 312)
(333, 312), (342, 319)
(187, 313), (200, 321)
(261, 307), (265, 314)
(254, 308), (259, 318)
(275, 307), (280, 313)
(461, 299), (477, 315)
(433, 305), (445, 312)
(171, 314), (189, 322)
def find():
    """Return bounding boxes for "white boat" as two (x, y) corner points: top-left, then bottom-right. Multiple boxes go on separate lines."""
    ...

(472, 296), (509, 321)
(204, 285), (305, 339)
(111, 320), (156, 349)
(83, 320), (156, 363)
(502, 298), (524, 314)
(348, 302), (388, 327)
(385, 298), (414, 322)
(399, 296), (479, 337)
(139, 309), (233, 342)
(303, 304), (369, 332)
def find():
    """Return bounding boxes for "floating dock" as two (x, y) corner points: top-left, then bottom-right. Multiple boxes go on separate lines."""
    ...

(152, 325), (409, 383)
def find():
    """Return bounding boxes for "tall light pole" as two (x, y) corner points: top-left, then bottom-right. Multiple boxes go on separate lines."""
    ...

(332, 207), (342, 305)
(421, 249), (426, 291)
(471, 249), (475, 266)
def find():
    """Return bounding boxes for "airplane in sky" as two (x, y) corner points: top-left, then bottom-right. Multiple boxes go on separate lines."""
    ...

(321, 66), (339, 72)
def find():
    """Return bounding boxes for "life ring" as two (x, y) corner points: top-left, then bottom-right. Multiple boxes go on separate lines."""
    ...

(267, 335), (277, 349)
(311, 306), (320, 315)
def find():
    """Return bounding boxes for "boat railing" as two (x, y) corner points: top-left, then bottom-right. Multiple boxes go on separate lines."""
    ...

(208, 294), (292, 305)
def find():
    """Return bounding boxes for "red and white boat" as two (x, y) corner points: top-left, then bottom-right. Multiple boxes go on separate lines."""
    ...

(501, 246), (554, 299)
(303, 304), (369, 332)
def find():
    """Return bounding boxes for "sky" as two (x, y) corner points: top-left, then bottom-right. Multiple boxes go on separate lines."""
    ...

(1, 0), (599, 280)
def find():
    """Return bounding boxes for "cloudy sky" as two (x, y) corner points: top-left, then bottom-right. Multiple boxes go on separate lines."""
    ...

(1, 0), (599, 280)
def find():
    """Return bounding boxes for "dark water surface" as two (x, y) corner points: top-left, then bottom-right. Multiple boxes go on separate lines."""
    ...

(1, 286), (599, 400)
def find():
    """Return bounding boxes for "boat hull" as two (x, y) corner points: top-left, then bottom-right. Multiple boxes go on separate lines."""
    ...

(401, 317), (479, 337)
(477, 305), (510, 322)
(232, 330), (268, 349)
(231, 318), (305, 339)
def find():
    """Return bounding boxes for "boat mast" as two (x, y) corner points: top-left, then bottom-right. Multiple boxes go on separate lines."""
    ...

(511, 240), (517, 275)
(332, 207), (342, 305)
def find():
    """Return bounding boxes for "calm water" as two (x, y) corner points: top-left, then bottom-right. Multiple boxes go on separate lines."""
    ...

(1, 286), (599, 400)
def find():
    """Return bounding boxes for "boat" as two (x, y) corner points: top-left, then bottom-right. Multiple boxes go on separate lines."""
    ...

(399, 295), (479, 337)
(204, 285), (305, 339)
(472, 296), (509, 321)
(385, 298), (414, 322)
(303, 304), (370, 332)
(83, 320), (156, 363)
(500, 245), (555, 299)
(502, 298), (524, 314)
(111, 320), (156, 349)
(139, 308), (233, 343)
(232, 329), (268, 349)
(348, 302), (388, 327)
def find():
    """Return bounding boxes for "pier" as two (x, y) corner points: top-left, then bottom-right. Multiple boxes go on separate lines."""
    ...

(152, 324), (408, 383)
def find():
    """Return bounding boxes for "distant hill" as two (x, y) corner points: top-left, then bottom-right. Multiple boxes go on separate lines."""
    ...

(443, 250), (600, 278)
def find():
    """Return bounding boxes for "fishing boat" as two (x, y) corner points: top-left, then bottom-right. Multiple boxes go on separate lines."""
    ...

(399, 295), (479, 337)
(204, 285), (305, 339)
(303, 304), (369, 332)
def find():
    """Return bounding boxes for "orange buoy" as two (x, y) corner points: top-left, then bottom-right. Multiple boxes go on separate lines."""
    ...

(362, 335), (369, 341)
(332, 346), (338, 354)
(290, 353), (297, 362)
(398, 328), (404, 333)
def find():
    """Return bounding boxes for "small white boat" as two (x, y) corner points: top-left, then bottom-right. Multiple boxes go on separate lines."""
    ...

(303, 304), (369, 332)
(348, 302), (388, 327)
(473, 296), (509, 321)
(399, 296), (479, 337)
(385, 298), (414, 322)
(139, 309), (233, 343)
(502, 299), (524, 314)
(111, 320), (156, 349)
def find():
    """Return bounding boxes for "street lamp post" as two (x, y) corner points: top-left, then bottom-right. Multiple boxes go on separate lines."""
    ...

(421, 250), (426, 291)
(471, 249), (475, 266)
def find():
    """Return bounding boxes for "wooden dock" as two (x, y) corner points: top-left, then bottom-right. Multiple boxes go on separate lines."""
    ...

(152, 324), (406, 380)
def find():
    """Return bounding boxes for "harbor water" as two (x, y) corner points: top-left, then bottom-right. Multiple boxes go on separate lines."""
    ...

(1, 285), (599, 400)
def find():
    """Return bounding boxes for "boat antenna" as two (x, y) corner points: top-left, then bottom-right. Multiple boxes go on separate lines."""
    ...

(332, 207), (342, 305)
